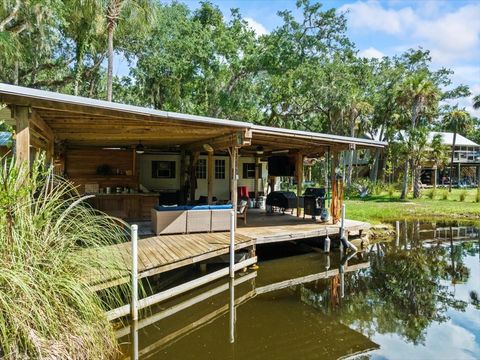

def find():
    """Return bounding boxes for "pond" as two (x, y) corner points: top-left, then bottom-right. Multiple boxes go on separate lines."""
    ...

(119, 221), (480, 359)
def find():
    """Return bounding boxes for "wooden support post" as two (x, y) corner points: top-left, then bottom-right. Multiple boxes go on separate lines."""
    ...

(179, 149), (186, 203)
(330, 149), (339, 223)
(189, 151), (199, 203)
(14, 106), (30, 165)
(254, 156), (260, 201)
(229, 209), (235, 278)
(296, 152), (304, 217)
(207, 151), (214, 204)
(229, 147), (238, 226)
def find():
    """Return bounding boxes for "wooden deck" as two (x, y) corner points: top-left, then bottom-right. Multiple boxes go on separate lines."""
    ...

(90, 232), (254, 291)
(91, 210), (370, 291)
(237, 209), (369, 244)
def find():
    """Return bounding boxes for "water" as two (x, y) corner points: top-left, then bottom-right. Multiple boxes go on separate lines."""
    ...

(120, 222), (480, 359)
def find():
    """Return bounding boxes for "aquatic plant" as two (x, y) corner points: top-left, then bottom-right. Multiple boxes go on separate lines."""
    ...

(0, 155), (130, 358)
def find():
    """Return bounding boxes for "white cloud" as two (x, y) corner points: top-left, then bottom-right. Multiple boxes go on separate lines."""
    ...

(339, 0), (416, 34)
(245, 17), (268, 37)
(414, 4), (480, 63)
(358, 47), (385, 59)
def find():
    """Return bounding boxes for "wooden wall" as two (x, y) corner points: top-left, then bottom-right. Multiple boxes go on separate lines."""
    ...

(65, 148), (138, 193)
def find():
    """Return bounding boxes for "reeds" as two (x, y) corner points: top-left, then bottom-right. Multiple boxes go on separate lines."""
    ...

(0, 155), (130, 358)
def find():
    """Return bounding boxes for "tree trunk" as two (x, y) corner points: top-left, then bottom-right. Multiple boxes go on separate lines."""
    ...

(413, 164), (422, 198)
(448, 131), (457, 192)
(370, 149), (380, 182)
(346, 122), (355, 188)
(400, 160), (409, 199)
(107, 23), (114, 101)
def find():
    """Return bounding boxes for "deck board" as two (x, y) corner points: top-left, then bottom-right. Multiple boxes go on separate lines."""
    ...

(90, 210), (370, 291)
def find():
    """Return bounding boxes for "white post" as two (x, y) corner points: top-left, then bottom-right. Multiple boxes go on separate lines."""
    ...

(131, 224), (139, 321)
(229, 277), (235, 344)
(340, 203), (345, 239)
(230, 209), (235, 278)
(131, 319), (139, 360)
(395, 221), (400, 247)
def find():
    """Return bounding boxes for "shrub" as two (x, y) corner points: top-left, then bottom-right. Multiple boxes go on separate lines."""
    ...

(427, 189), (436, 199)
(0, 155), (130, 358)
(388, 184), (395, 197)
(459, 190), (467, 202)
(442, 190), (449, 200)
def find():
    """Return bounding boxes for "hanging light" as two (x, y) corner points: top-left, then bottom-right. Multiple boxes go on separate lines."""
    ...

(135, 141), (145, 154)
(256, 145), (264, 155)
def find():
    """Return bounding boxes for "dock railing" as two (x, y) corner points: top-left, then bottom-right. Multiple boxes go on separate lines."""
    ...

(107, 209), (256, 322)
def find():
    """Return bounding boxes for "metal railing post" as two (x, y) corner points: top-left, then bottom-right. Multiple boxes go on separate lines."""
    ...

(131, 224), (139, 322)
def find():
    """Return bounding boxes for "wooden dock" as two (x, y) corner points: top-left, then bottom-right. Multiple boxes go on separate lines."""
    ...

(90, 211), (370, 291)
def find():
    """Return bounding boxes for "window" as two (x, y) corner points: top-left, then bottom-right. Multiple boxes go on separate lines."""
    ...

(215, 159), (225, 179)
(196, 159), (207, 179)
(243, 163), (260, 179)
(152, 161), (176, 178)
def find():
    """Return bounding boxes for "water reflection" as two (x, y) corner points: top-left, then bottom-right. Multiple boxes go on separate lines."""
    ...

(121, 222), (480, 360)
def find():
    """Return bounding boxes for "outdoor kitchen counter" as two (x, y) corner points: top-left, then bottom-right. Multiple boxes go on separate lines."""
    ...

(87, 193), (159, 220)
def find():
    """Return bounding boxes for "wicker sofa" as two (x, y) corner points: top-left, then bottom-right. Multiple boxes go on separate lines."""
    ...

(151, 204), (233, 235)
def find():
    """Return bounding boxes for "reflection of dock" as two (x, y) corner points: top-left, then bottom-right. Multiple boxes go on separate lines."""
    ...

(118, 259), (376, 359)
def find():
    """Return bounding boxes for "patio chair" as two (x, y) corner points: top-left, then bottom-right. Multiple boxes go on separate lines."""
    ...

(237, 199), (248, 225)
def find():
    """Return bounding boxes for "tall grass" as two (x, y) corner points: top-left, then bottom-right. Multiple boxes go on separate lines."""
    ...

(427, 189), (436, 199)
(476, 187), (480, 203)
(442, 190), (449, 200)
(459, 190), (467, 202)
(0, 155), (130, 358)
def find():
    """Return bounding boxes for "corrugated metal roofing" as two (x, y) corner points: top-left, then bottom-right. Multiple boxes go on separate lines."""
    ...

(0, 83), (386, 148)
(429, 131), (479, 147)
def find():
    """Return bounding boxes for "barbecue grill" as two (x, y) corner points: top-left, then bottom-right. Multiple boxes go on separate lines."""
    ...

(266, 191), (302, 213)
(303, 187), (326, 220)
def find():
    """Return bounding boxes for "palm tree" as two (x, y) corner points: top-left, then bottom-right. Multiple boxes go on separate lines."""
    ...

(473, 94), (480, 110)
(396, 72), (440, 199)
(429, 133), (449, 188)
(105, 0), (153, 101)
(444, 108), (471, 192)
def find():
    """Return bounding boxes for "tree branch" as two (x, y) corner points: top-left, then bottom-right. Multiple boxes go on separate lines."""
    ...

(0, 0), (21, 32)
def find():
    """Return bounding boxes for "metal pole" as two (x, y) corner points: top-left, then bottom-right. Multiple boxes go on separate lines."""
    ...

(230, 209), (235, 278)
(395, 221), (400, 247)
(131, 224), (139, 321)
(131, 319), (139, 360)
(229, 277), (235, 344)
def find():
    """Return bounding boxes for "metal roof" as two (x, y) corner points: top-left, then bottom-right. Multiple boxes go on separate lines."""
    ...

(0, 83), (386, 148)
(429, 131), (479, 147)
(0, 131), (12, 146)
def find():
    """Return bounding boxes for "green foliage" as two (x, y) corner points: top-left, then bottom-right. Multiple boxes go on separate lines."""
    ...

(427, 188), (436, 199)
(476, 188), (480, 203)
(0, 155), (130, 358)
(459, 190), (467, 202)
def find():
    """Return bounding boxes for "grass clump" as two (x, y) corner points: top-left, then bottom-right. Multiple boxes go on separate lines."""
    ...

(476, 188), (480, 203)
(427, 189), (436, 199)
(459, 190), (467, 202)
(442, 190), (449, 200)
(0, 155), (130, 359)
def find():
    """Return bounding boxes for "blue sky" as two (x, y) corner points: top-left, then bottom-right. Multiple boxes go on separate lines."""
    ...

(115, 0), (480, 116)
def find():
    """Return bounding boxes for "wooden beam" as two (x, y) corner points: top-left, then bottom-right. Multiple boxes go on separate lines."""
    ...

(189, 151), (199, 203)
(254, 156), (260, 200)
(31, 110), (54, 141)
(14, 106), (30, 164)
(185, 130), (252, 152)
(207, 151), (214, 204)
(229, 146), (239, 227)
(296, 152), (304, 217)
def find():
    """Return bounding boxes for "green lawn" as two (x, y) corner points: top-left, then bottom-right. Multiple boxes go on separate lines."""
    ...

(344, 188), (480, 225)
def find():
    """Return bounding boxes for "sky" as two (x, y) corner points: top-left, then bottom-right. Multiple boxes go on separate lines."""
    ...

(115, 0), (480, 116)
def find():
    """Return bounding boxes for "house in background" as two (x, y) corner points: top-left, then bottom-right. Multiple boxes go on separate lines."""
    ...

(421, 131), (480, 186)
